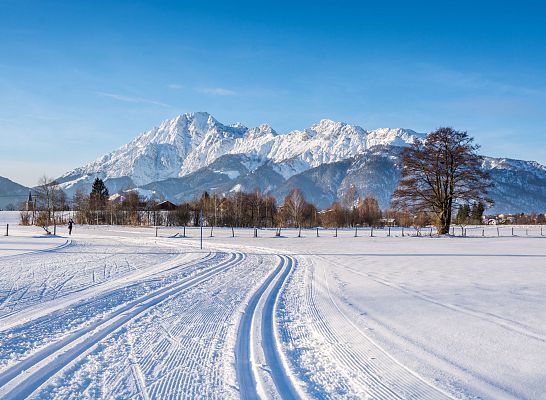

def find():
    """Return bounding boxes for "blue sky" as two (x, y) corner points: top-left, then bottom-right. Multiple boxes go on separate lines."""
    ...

(1, 0), (545, 186)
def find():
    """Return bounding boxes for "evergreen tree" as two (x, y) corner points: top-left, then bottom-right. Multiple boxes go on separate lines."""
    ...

(90, 178), (109, 209)
(471, 201), (486, 223)
(455, 204), (471, 225)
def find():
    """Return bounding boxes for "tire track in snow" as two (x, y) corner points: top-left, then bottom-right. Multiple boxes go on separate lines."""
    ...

(235, 255), (300, 400)
(0, 252), (245, 399)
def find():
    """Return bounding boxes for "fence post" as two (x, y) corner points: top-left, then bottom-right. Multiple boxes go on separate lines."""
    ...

(232, 226), (235, 237)
(54, 223), (56, 236)
(512, 227), (514, 236)
(464, 229), (467, 237)
(210, 226), (214, 237)
(298, 226), (301, 238)
(316, 227), (319, 237)
(5, 224), (8, 236)
(155, 227), (158, 237)
(497, 227), (500, 237)
(335, 227), (338, 237)
(183, 226), (186, 237)
(354, 227), (358, 237)
(541, 226), (544, 236)
(430, 227), (433, 237)
(482, 229), (485, 237)
(402, 227), (404, 237)
(388, 226), (391, 237)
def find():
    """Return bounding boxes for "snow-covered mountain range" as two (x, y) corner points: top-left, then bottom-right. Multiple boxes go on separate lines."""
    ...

(10, 111), (546, 214)
(58, 112), (423, 189)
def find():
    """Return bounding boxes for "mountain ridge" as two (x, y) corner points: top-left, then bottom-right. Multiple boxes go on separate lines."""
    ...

(6, 111), (545, 214)
(0, 176), (29, 209)
(58, 111), (425, 194)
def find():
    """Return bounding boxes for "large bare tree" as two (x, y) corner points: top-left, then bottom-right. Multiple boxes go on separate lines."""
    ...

(392, 127), (493, 234)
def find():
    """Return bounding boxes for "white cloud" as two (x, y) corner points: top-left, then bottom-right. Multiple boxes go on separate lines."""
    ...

(198, 87), (237, 96)
(96, 92), (171, 108)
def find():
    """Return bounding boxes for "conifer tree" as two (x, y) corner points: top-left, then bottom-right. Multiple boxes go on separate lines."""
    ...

(90, 178), (109, 210)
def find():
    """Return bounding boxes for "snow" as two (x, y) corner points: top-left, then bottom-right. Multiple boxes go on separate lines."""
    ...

(215, 170), (240, 179)
(0, 219), (545, 399)
(230, 184), (242, 192)
(0, 211), (21, 225)
(59, 112), (423, 190)
(125, 187), (157, 199)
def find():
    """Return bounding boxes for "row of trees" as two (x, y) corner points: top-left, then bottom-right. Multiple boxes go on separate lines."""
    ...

(22, 176), (386, 230)
(21, 178), (449, 232)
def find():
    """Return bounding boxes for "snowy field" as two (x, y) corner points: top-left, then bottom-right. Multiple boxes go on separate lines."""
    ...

(0, 215), (545, 399)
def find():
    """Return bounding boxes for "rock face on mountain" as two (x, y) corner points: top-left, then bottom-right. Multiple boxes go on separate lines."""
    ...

(0, 176), (29, 209)
(56, 112), (546, 214)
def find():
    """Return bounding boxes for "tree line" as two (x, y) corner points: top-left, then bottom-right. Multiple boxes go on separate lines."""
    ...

(70, 182), (386, 228)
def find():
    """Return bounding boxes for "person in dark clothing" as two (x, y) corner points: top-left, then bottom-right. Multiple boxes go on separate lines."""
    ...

(68, 219), (74, 235)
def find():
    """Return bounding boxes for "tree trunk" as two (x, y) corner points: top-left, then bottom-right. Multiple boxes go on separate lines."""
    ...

(438, 211), (450, 234)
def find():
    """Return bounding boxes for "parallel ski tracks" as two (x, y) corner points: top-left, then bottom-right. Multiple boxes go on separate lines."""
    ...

(0, 239), (73, 260)
(345, 266), (546, 343)
(0, 251), (245, 399)
(235, 254), (300, 400)
(307, 254), (454, 399)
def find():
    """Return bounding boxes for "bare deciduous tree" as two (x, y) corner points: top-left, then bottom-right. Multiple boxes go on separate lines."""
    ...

(357, 196), (382, 227)
(392, 127), (493, 234)
(35, 176), (65, 234)
(283, 188), (306, 228)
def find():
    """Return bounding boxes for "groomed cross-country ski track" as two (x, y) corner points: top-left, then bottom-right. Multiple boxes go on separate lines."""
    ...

(1, 223), (545, 399)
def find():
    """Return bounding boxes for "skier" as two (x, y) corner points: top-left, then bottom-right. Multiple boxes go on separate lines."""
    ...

(68, 219), (74, 235)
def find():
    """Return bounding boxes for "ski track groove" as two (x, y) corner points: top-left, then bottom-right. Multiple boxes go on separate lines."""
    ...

(0, 239), (73, 260)
(0, 251), (218, 375)
(235, 254), (299, 400)
(0, 237), (176, 320)
(142, 255), (260, 399)
(41, 250), (272, 399)
(283, 254), (453, 399)
(0, 252), (245, 399)
(319, 254), (453, 399)
(343, 266), (546, 343)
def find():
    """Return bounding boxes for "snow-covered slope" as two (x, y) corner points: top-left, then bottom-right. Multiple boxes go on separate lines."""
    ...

(0, 176), (29, 209)
(58, 112), (423, 195)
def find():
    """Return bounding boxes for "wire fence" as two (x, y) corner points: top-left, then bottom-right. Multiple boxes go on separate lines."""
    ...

(1, 215), (545, 240)
(146, 225), (546, 239)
